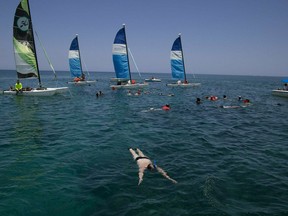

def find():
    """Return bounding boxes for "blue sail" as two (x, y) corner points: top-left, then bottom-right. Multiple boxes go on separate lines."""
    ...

(112, 27), (130, 79)
(170, 36), (185, 79)
(69, 36), (82, 78)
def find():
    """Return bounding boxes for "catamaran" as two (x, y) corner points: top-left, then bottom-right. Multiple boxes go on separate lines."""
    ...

(110, 24), (148, 89)
(167, 33), (201, 87)
(144, 77), (161, 82)
(68, 35), (96, 85)
(3, 0), (68, 96)
(272, 79), (288, 98)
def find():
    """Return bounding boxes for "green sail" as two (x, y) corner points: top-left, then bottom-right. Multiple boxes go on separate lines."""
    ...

(13, 0), (38, 78)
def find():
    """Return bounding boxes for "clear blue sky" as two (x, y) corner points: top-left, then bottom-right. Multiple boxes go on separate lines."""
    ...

(1, 0), (288, 76)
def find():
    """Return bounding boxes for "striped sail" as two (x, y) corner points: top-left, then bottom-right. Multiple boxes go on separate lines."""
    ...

(13, 0), (39, 79)
(69, 36), (82, 78)
(112, 26), (130, 79)
(170, 36), (185, 80)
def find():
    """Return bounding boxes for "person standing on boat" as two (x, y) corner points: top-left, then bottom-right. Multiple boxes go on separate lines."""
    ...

(15, 80), (23, 94)
(80, 73), (85, 81)
(129, 148), (177, 185)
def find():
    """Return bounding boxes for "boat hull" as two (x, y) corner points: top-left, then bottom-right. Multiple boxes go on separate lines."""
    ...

(68, 80), (96, 85)
(145, 78), (161, 82)
(272, 90), (288, 98)
(110, 78), (130, 82)
(167, 83), (201, 87)
(3, 87), (69, 96)
(110, 83), (149, 89)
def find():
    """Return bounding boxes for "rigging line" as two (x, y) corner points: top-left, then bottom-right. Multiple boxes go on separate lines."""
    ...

(81, 58), (91, 80)
(35, 31), (57, 79)
(128, 48), (141, 79)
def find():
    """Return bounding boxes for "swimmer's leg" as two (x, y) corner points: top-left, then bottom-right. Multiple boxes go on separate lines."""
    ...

(129, 148), (139, 160)
(136, 148), (146, 157)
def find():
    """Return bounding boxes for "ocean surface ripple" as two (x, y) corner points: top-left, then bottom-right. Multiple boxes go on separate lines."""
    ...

(0, 71), (288, 216)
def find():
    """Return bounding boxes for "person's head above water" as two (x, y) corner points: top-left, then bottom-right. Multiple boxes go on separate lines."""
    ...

(147, 164), (155, 170)
(147, 160), (157, 170)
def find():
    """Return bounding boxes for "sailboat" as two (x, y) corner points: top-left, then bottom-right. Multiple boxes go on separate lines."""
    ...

(144, 77), (161, 82)
(3, 0), (68, 96)
(272, 78), (288, 97)
(68, 35), (96, 85)
(167, 33), (201, 87)
(110, 24), (148, 89)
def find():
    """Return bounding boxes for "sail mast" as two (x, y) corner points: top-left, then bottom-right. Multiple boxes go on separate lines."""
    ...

(26, 0), (42, 87)
(123, 24), (132, 82)
(76, 34), (84, 76)
(179, 33), (187, 82)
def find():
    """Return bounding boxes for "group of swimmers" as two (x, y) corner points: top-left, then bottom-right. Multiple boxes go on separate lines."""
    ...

(127, 90), (142, 96)
(95, 91), (104, 98)
(196, 95), (251, 104)
(195, 95), (251, 109)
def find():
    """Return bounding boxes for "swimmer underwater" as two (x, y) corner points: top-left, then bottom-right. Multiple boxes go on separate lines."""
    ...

(129, 148), (177, 185)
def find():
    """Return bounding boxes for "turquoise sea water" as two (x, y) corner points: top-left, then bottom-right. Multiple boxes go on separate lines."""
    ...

(0, 70), (288, 216)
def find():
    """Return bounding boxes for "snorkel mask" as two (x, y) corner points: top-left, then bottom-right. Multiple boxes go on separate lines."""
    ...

(153, 160), (157, 169)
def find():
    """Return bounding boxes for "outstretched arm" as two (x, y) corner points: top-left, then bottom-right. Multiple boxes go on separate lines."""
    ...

(156, 166), (177, 184)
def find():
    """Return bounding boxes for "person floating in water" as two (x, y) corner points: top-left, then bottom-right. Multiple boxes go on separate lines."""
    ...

(135, 89), (141, 96)
(206, 96), (218, 101)
(196, 97), (201, 104)
(162, 104), (170, 110)
(243, 99), (250, 104)
(96, 91), (104, 98)
(129, 148), (177, 185)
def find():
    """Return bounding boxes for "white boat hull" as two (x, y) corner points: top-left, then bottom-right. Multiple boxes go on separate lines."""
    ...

(110, 78), (130, 82)
(110, 83), (149, 89)
(144, 78), (161, 82)
(50, 87), (69, 94)
(272, 90), (288, 98)
(68, 80), (96, 85)
(167, 83), (201, 87)
(3, 87), (69, 96)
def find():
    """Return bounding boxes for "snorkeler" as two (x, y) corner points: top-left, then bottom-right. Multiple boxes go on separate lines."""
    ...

(162, 104), (171, 110)
(129, 148), (177, 185)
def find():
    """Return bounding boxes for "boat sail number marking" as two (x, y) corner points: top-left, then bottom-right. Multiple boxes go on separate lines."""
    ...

(17, 17), (29, 31)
